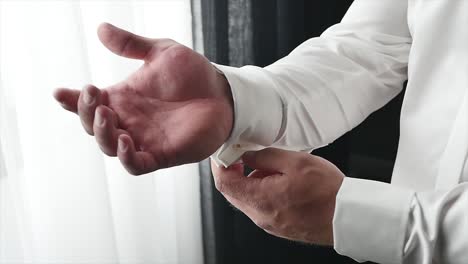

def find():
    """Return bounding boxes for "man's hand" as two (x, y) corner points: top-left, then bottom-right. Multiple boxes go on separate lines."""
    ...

(211, 148), (344, 245)
(54, 23), (233, 175)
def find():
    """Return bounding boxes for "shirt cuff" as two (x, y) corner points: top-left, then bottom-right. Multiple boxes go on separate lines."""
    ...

(211, 64), (284, 167)
(333, 177), (415, 264)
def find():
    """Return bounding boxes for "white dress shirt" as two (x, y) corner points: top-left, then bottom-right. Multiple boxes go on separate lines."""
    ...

(211, 0), (468, 263)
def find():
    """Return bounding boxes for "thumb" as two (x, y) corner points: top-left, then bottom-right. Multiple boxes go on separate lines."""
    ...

(97, 22), (156, 60)
(242, 148), (293, 173)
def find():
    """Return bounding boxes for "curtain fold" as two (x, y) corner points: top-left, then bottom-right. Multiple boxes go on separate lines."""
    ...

(0, 1), (203, 263)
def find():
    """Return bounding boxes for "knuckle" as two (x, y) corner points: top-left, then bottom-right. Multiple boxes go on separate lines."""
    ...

(269, 210), (284, 231)
(92, 123), (106, 136)
(165, 45), (192, 61)
(262, 228), (277, 236)
(213, 177), (227, 193)
(83, 84), (96, 92)
(160, 38), (175, 43)
(120, 158), (141, 176)
(252, 198), (274, 213)
(127, 167), (142, 176)
(254, 219), (274, 232)
(294, 153), (312, 171)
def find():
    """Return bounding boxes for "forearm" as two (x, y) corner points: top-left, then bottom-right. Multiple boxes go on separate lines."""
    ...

(212, 0), (411, 167)
(266, 26), (410, 149)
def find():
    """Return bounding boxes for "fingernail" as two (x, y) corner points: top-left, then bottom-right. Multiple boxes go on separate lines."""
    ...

(118, 138), (128, 152)
(83, 90), (95, 105)
(95, 112), (106, 127)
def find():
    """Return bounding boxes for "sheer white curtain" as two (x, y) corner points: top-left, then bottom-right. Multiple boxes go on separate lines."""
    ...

(0, 1), (203, 263)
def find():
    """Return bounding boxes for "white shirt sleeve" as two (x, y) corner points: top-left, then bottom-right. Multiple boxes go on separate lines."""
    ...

(211, 0), (411, 167)
(209, 1), (468, 263)
(334, 178), (468, 264)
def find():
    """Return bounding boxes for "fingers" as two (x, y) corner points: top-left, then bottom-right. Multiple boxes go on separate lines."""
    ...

(56, 83), (160, 175)
(117, 134), (160, 175)
(211, 159), (266, 202)
(93, 105), (128, 157)
(242, 148), (293, 173)
(211, 160), (247, 197)
(97, 22), (156, 60)
(53, 88), (81, 113)
(211, 159), (282, 213)
(77, 85), (103, 135)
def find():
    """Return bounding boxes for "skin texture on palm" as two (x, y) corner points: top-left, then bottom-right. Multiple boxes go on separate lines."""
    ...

(54, 23), (234, 175)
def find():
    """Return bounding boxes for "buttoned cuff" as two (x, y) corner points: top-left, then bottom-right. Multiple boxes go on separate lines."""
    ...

(210, 64), (283, 167)
(333, 177), (414, 264)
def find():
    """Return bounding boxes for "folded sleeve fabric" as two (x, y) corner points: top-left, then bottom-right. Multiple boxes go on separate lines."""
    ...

(211, 0), (411, 167)
(335, 178), (468, 264)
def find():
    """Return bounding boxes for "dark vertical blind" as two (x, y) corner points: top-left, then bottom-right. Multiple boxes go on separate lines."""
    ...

(200, 0), (229, 64)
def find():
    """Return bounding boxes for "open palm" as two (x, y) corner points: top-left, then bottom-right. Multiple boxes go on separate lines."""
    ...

(54, 23), (233, 175)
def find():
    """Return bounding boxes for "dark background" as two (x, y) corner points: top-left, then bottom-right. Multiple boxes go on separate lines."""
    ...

(195, 1), (405, 263)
